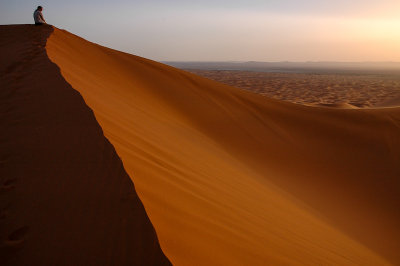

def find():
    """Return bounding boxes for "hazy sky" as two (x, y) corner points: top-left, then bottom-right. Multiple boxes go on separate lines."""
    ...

(1, 0), (400, 61)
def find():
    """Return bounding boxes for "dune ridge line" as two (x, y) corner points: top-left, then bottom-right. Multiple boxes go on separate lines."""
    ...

(43, 25), (400, 265)
(0, 24), (170, 266)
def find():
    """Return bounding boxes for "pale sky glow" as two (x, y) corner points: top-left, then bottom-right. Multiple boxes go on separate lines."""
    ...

(1, 0), (400, 61)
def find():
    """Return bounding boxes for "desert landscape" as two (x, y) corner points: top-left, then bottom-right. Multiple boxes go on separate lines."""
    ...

(186, 70), (400, 108)
(1, 24), (400, 266)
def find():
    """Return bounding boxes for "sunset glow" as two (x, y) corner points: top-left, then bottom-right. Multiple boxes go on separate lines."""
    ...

(1, 0), (400, 61)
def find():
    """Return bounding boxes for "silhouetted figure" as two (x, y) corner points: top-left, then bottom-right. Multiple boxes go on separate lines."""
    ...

(33, 6), (46, 25)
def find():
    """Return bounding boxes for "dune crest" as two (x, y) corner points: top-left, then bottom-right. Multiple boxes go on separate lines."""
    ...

(308, 102), (359, 109)
(44, 26), (400, 265)
(0, 25), (170, 265)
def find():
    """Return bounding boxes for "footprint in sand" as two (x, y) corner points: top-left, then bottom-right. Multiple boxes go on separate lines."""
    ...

(0, 209), (8, 219)
(4, 226), (29, 247)
(0, 178), (17, 192)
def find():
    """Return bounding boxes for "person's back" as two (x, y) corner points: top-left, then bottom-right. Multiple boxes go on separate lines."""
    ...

(33, 6), (46, 25)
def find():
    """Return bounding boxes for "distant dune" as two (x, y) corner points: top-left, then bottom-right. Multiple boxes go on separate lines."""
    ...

(308, 103), (359, 109)
(185, 70), (400, 108)
(2, 24), (400, 265)
(376, 95), (400, 108)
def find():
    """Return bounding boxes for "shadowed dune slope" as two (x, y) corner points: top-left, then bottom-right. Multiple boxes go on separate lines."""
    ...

(46, 27), (400, 265)
(0, 25), (170, 266)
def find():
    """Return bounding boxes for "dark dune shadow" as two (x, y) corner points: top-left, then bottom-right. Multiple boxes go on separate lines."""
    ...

(0, 24), (170, 265)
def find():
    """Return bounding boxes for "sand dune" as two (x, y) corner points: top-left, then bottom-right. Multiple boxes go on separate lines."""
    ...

(42, 26), (400, 265)
(0, 25), (170, 265)
(308, 103), (359, 109)
(2, 24), (399, 265)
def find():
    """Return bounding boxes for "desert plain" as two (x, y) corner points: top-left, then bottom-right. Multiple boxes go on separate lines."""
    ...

(187, 70), (400, 108)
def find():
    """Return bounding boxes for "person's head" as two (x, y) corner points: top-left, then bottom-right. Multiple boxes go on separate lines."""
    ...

(37, 6), (43, 11)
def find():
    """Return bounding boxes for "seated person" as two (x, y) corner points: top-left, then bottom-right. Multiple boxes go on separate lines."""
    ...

(33, 6), (46, 25)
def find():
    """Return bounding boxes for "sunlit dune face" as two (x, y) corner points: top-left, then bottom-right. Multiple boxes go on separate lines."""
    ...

(46, 26), (400, 265)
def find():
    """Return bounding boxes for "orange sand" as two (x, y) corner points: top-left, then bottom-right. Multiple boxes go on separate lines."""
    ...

(1, 25), (169, 265)
(45, 27), (400, 265)
(376, 94), (400, 107)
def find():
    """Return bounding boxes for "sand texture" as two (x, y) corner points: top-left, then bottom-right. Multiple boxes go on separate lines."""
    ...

(188, 70), (400, 108)
(1, 24), (400, 265)
(43, 26), (400, 265)
(0, 25), (170, 266)
(376, 94), (400, 108)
